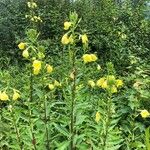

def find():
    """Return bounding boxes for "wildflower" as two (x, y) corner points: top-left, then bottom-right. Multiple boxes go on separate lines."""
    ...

(54, 80), (61, 87)
(95, 112), (101, 123)
(32, 60), (41, 75)
(82, 54), (92, 63)
(18, 42), (26, 50)
(64, 21), (72, 30)
(97, 65), (101, 71)
(81, 34), (88, 44)
(46, 64), (53, 73)
(48, 84), (55, 90)
(88, 80), (95, 88)
(110, 85), (117, 94)
(22, 49), (29, 58)
(31, 16), (42, 22)
(27, 2), (37, 9)
(0, 91), (9, 101)
(82, 54), (97, 63)
(96, 78), (105, 87)
(33, 69), (40, 75)
(101, 80), (108, 89)
(12, 90), (20, 100)
(140, 110), (150, 118)
(116, 79), (123, 87)
(33, 60), (41, 70)
(69, 35), (74, 44)
(61, 34), (70, 45)
(91, 54), (98, 61)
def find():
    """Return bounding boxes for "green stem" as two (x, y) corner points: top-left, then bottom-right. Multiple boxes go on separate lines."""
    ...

(44, 95), (50, 150)
(28, 64), (37, 150)
(102, 96), (112, 150)
(11, 111), (22, 150)
(70, 48), (76, 150)
(145, 127), (150, 150)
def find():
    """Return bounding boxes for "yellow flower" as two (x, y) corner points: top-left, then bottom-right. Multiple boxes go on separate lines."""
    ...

(101, 80), (108, 89)
(33, 60), (41, 70)
(22, 49), (29, 58)
(64, 22), (72, 30)
(0, 91), (9, 101)
(95, 112), (101, 123)
(91, 54), (98, 61)
(81, 34), (88, 44)
(96, 78), (105, 87)
(61, 34), (70, 45)
(82, 54), (97, 63)
(48, 84), (55, 90)
(88, 80), (95, 88)
(110, 86), (117, 94)
(32, 2), (37, 8)
(54, 80), (61, 87)
(18, 42), (26, 50)
(69, 35), (74, 44)
(116, 79), (123, 87)
(140, 110), (150, 118)
(12, 90), (20, 100)
(27, 2), (37, 9)
(47, 64), (53, 73)
(82, 54), (92, 63)
(32, 60), (41, 75)
(33, 68), (40, 75)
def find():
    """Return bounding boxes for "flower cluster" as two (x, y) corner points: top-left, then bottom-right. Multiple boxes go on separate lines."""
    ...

(61, 12), (88, 47)
(30, 16), (42, 23)
(25, 1), (42, 23)
(0, 89), (20, 101)
(18, 42), (29, 58)
(82, 54), (98, 63)
(27, 2), (37, 9)
(96, 75), (123, 93)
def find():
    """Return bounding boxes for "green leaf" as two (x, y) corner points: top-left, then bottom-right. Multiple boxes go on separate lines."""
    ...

(53, 123), (70, 137)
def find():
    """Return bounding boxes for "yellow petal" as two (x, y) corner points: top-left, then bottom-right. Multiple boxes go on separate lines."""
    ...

(96, 78), (105, 87)
(61, 34), (70, 45)
(0, 91), (9, 101)
(18, 42), (26, 50)
(12, 91), (20, 100)
(47, 65), (53, 73)
(140, 110), (150, 118)
(88, 80), (95, 88)
(95, 112), (101, 123)
(22, 49), (29, 58)
(64, 22), (72, 30)
(81, 34), (88, 44)
(48, 84), (55, 90)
